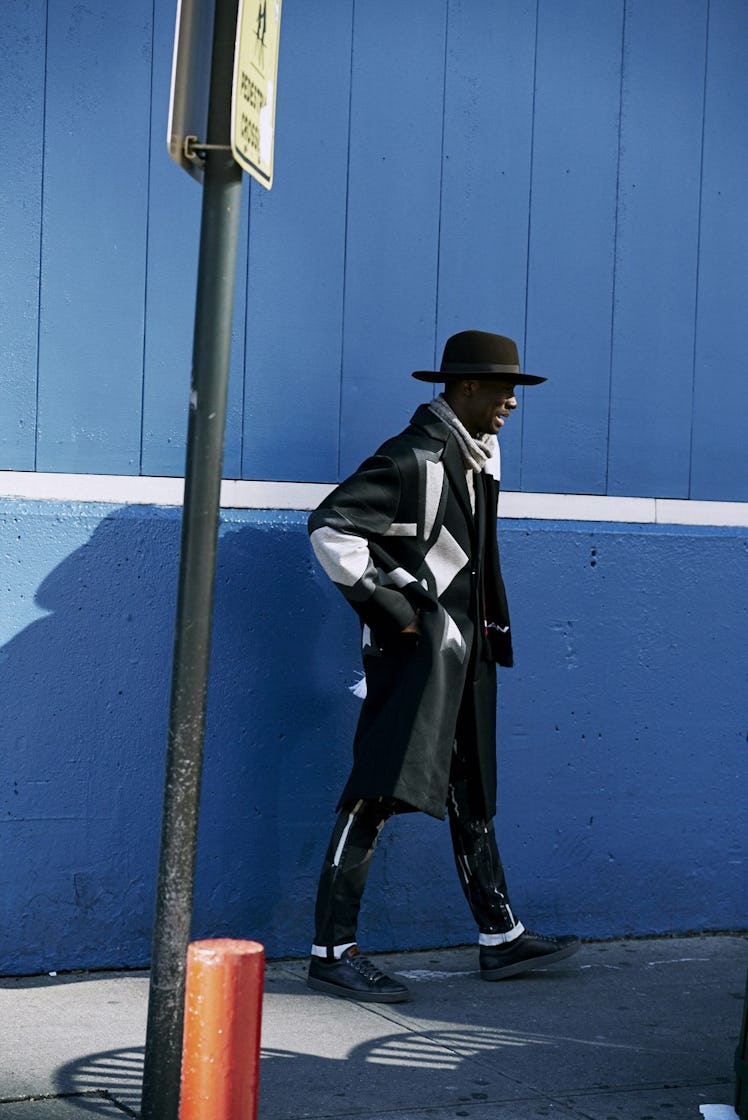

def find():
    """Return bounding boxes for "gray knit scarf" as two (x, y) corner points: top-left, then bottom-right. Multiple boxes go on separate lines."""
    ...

(428, 393), (494, 472)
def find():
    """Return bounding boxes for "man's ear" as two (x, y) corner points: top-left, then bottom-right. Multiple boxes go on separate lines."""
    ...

(444, 378), (471, 404)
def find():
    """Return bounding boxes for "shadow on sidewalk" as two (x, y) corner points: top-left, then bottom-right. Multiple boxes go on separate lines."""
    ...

(52, 1015), (568, 1117)
(48, 941), (743, 1119)
(50, 989), (667, 1119)
(56, 1047), (144, 1116)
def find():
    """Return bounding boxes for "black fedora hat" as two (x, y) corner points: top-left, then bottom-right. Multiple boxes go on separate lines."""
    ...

(412, 330), (547, 385)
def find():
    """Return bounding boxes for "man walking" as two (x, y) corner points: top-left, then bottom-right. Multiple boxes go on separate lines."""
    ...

(306, 330), (579, 1002)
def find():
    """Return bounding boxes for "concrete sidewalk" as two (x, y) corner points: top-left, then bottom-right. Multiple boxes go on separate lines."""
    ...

(0, 935), (745, 1119)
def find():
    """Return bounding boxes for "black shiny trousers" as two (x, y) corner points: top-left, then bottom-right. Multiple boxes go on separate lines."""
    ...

(312, 738), (518, 955)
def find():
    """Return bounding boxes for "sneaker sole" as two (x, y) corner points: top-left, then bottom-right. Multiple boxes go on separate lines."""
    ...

(480, 940), (580, 981)
(307, 975), (410, 1003)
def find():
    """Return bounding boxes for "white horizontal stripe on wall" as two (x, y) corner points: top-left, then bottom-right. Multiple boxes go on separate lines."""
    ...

(1, 472), (748, 528)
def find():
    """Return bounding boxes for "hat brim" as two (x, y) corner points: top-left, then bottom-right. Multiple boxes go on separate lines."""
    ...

(411, 370), (547, 385)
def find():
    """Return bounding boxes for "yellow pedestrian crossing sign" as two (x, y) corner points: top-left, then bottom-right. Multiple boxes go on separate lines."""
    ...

(231, 0), (282, 189)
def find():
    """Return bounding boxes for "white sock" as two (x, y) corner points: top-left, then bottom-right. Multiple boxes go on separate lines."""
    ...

(478, 922), (525, 947)
(311, 941), (356, 960)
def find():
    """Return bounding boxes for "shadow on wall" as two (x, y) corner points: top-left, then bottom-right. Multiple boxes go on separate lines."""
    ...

(191, 510), (361, 956)
(2, 506), (746, 975)
(0, 506), (357, 976)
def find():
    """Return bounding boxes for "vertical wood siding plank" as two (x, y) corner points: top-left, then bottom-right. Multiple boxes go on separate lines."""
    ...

(140, 0), (202, 477)
(521, 0), (624, 495)
(36, 2), (152, 474)
(339, 1), (448, 477)
(241, 0), (354, 483)
(223, 190), (250, 481)
(141, 0), (249, 481)
(0, 1), (46, 470)
(691, 0), (748, 501)
(438, 0), (537, 490)
(607, 0), (708, 498)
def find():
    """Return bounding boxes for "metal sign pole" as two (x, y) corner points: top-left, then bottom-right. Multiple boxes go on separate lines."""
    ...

(141, 1), (242, 1117)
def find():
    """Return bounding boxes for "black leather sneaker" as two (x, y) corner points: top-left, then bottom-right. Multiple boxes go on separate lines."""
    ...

(480, 931), (580, 981)
(307, 946), (410, 1003)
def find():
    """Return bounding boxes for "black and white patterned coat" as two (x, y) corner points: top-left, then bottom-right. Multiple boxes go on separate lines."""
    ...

(309, 404), (513, 820)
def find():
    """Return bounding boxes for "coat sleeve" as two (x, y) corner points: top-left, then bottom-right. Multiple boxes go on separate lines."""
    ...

(308, 454), (418, 640)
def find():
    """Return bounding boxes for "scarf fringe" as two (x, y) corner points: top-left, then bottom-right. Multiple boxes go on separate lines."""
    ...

(349, 672), (367, 699)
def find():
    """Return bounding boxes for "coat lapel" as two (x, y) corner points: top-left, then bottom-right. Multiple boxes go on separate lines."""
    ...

(409, 404), (477, 542)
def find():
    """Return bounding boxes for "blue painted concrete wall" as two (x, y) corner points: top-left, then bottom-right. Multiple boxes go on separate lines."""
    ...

(1, 501), (745, 974)
(2, 0), (748, 499)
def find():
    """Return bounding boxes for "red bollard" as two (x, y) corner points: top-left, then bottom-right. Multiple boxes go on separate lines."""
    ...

(180, 939), (265, 1120)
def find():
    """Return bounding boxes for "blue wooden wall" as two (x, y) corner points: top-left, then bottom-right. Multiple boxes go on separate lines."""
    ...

(1, 0), (747, 500)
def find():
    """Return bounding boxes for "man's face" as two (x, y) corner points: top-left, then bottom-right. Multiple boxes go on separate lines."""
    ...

(453, 379), (518, 437)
